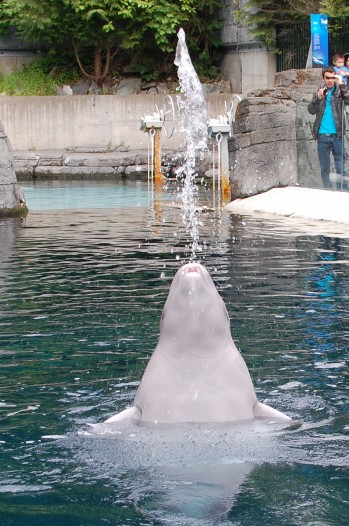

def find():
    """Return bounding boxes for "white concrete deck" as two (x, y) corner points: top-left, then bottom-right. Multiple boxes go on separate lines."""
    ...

(224, 186), (349, 236)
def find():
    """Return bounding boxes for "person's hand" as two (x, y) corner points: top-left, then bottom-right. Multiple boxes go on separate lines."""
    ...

(317, 87), (325, 100)
(335, 74), (343, 85)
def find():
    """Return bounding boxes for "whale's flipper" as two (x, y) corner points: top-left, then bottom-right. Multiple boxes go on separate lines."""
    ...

(254, 401), (291, 422)
(104, 406), (141, 423)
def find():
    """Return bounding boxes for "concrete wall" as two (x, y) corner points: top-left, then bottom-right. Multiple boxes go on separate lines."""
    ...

(221, 48), (276, 95)
(219, 0), (276, 94)
(0, 94), (232, 151)
(0, 32), (39, 76)
(0, 54), (36, 77)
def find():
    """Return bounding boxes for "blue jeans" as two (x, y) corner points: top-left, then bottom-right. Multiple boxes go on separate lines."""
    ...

(317, 134), (346, 188)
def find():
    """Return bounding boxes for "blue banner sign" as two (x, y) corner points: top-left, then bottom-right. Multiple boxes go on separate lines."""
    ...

(310, 14), (329, 68)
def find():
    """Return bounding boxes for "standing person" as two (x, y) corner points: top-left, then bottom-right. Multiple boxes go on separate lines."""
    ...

(332, 53), (349, 84)
(308, 66), (349, 188)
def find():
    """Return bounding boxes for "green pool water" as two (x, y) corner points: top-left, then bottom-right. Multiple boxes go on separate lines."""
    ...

(0, 180), (348, 525)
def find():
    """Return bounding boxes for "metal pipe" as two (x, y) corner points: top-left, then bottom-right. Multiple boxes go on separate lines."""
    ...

(154, 128), (163, 182)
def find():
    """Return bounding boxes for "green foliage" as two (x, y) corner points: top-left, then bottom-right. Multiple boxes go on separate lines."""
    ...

(320, 0), (349, 17)
(184, 0), (222, 78)
(0, 58), (79, 96)
(0, 0), (222, 85)
(235, 0), (322, 47)
(123, 0), (222, 80)
(236, 0), (349, 51)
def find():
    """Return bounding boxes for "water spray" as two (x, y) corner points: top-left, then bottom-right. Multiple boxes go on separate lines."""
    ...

(174, 28), (208, 260)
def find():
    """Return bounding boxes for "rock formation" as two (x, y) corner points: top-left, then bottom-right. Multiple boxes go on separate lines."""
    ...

(229, 91), (297, 198)
(0, 119), (27, 216)
(229, 69), (326, 199)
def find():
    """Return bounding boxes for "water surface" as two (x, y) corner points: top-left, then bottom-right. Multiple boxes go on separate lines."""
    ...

(1, 180), (349, 525)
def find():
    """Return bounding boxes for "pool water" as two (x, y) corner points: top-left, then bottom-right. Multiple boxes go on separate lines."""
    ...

(1, 180), (349, 525)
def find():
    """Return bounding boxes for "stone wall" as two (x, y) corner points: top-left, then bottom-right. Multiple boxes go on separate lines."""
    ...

(13, 148), (213, 180)
(275, 69), (325, 190)
(229, 92), (297, 198)
(229, 69), (328, 198)
(0, 119), (27, 216)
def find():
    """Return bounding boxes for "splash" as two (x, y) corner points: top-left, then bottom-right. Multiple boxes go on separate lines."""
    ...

(174, 28), (208, 259)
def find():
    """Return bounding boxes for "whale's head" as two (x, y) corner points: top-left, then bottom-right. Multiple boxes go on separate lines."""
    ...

(158, 263), (232, 355)
(106, 262), (292, 424)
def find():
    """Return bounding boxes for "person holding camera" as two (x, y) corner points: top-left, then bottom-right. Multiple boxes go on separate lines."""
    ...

(308, 66), (349, 188)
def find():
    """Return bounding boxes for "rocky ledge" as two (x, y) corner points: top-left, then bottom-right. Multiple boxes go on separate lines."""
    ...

(0, 119), (27, 216)
(14, 147), (215, 180)
(57, 76), (232, 96)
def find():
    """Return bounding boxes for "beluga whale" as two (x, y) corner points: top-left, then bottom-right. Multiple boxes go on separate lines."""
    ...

(105, 262), (291, 424)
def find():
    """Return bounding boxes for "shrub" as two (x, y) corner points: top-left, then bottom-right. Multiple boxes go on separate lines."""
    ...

(0, 57), (80, 96)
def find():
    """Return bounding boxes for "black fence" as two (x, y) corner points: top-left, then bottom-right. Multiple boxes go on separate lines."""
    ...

(275, 17), (349, 72)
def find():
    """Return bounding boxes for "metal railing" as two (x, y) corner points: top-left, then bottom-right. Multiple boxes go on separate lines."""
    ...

(276, 16), (349, 72)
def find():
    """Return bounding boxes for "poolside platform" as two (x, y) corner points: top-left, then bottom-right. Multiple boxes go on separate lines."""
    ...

(224, 186), (349, 229)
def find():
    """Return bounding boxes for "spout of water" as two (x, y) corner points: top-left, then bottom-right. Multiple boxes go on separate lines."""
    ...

(174, 28), (209, 259)
(175, 28), (208, 152)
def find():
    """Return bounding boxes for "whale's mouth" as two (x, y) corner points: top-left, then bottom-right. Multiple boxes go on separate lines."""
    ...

(177, 263), (213, 288)
(181, 263), (205, 276)
(169, 263), (221, 301)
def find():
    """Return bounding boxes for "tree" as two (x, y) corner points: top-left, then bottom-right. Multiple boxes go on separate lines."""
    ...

(235, 0), (349, 49)
(235, 0), (322, 47)
(320, 0), (349, 17)
(0, 0), (220, 86)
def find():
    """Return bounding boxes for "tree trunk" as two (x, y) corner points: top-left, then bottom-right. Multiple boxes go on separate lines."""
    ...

(94, 46), (102, 86)
(94, 46), (111, 87)
(73, 39), (111, 89)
